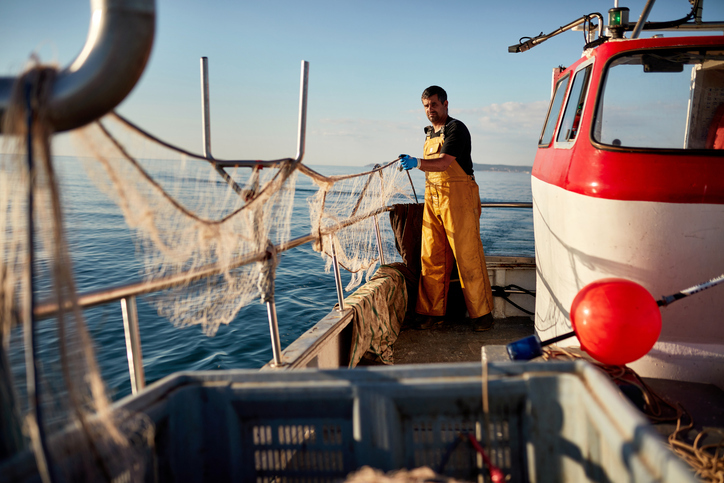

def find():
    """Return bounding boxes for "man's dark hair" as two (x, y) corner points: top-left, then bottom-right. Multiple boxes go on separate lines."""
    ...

(421, 86), (447, 103)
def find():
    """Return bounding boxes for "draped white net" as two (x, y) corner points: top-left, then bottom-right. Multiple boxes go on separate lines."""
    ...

(74, 113), (410, 334)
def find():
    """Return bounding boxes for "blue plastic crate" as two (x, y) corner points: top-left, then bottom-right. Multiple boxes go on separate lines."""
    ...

(1, 361), (696, 482)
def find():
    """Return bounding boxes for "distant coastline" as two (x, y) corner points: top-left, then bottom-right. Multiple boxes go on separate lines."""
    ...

(473, 163), (531, 174)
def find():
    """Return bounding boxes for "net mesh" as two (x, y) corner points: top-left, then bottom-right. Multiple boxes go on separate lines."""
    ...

(0, 64), (412, 479)
(74, 114), (300, 336)
(302, 162), (409, 290)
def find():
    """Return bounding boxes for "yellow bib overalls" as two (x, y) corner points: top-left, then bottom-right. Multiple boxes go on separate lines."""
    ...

(415, 131), (494, 319)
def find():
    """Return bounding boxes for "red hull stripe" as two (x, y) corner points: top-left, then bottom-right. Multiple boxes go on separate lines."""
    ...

(533, 147), (724, 204)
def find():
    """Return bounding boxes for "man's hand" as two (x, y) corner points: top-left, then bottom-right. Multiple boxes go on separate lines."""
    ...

(399, 154), (420, 170)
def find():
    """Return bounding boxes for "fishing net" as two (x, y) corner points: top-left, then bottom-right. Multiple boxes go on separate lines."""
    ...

(72, 113), (409, 335)
(0, 61), (412, 479)
(302, 162), (409, 290)
(1, 65), (154, 482)
(74, 114), (300, 336)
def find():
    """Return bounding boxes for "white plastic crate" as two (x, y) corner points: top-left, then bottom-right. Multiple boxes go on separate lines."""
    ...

(1, 361), (696, 482)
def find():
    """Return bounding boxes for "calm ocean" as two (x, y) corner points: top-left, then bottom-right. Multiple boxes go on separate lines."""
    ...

(9, 157), (533, 401)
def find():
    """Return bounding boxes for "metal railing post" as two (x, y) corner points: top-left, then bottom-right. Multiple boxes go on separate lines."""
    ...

(296, 61), (309, 162)
(373, 165), (386, 266)
(121, 296), (145, 394)
(199, 57), (244, 195)
(266, 299), (283, 367)
(329, 235), (345, 311)
(200, 57), (212, 158)
(259, 241), (284, 368)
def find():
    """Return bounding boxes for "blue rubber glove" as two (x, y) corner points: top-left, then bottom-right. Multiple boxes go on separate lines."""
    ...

(399, 154), (420, 170)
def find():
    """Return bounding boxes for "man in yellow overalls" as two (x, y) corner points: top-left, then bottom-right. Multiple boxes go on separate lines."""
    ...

(399, 86), (494, 331)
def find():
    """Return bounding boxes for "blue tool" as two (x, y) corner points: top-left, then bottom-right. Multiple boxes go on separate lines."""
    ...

(506, 331), (575, 360)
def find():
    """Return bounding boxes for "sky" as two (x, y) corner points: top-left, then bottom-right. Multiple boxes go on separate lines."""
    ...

(2, 0), (724, 166)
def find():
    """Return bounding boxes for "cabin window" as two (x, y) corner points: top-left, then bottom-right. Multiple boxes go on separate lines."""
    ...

(557, 65), (592, 144)
(539, 74), (570, 147)
(594, 48), (724, 150)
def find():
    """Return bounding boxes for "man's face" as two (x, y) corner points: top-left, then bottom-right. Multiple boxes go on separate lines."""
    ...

(422, 94), (448, 124)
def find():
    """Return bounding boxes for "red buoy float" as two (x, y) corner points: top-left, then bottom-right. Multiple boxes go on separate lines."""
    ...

(570, 278), (662, 365)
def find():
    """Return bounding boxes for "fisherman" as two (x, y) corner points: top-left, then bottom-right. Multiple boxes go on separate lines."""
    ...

(399, 85), (495, 331)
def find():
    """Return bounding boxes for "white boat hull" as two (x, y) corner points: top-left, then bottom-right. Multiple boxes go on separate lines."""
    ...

(532, 176), (724, 389)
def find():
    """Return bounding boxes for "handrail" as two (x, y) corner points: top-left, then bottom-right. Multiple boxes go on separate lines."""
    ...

(0, 0), (156, 133)
(481, 202), (532, 208)
(33, 202), (531, 319)
(209, 59), (308, 168)
(648, 22), (724, 30)
(111, 59), (308, 170)
(33, 205), (389, 320)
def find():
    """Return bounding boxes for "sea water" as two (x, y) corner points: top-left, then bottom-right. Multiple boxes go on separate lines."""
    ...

(9, 157), (533, 401)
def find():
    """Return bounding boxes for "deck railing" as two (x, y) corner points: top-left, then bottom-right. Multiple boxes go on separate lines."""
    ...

(36, 201), (532, 393)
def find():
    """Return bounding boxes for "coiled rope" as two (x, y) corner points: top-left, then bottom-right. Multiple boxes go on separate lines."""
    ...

(542, 347), (724, 482)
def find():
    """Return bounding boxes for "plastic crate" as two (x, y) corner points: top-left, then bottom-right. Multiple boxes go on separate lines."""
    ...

(1, 361), (696, 482)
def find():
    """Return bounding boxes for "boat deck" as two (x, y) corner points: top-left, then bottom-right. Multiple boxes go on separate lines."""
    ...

(392, 315), (535, 365)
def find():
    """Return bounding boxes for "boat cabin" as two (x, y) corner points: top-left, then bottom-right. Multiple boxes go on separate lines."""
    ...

(531, 34), (724, 387)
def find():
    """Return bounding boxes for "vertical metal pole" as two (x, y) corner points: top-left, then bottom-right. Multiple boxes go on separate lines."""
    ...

(330, 235), (345, 311)
(296, 61), (309, 162)
(200, 57), (212, 158)
(121, 296), (145, 394)
(259, 242), (283, 367)
(266, 299), (283, 366)
(585, 18), (592, 44)
(373, 166), (386, 266)
(631, 0), (655, 39)
(200, 57), (243, 195)
(373, 216), (386, 266)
